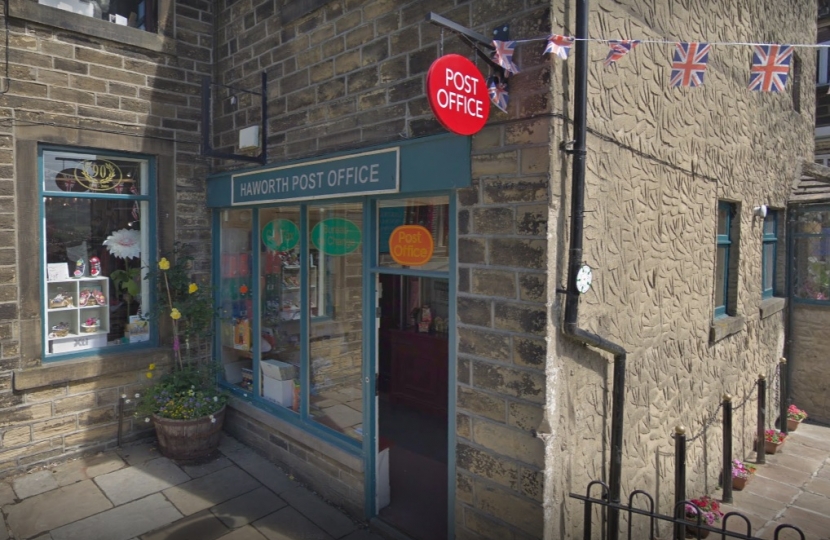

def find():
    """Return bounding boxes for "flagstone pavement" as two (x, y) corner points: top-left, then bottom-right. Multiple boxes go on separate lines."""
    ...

(0, 435), (385, 540)
(714, 421), (830, 540)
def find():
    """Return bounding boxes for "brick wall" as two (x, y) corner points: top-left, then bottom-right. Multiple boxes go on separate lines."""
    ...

(0, 0), (213, 475)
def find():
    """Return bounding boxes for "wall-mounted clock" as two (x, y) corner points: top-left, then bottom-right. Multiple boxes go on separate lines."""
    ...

(575, 264), (593, 294)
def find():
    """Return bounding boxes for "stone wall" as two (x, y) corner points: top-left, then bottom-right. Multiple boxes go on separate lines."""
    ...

(547, 1), (814, 538)
(791, 304), (830, 425)
(0, 0), (213, 475)
(213, 0), (553, 538)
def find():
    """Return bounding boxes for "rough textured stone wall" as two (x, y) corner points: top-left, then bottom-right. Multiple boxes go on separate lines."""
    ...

(0, 0), (213, 475)
(547, 1), (815, 538)
(213, 0), (552, 538)
(791, 304), (830, 425)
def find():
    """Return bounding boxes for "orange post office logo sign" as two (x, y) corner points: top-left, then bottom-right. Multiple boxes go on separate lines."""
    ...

(389, 225), (434, 266)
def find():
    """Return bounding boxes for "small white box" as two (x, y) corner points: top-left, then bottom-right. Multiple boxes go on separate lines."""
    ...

(239, 126), (260, 150)
(260, 359), (296, 381)
(50, 333), (106, 354)
(223, 360), (251, 384)
(262, 377), (294, 407)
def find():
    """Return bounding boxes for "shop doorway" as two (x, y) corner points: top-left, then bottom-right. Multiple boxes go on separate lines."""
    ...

(375, 273), (449, 540)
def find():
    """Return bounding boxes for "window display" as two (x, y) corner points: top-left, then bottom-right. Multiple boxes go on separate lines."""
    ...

(378, 196), (449, 270)
(42, 149), (152, 357)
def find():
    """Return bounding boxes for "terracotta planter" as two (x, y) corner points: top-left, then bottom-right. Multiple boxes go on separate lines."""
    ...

(685, 524), (710, 538)
(731, 475), (749, 491)
(764, 438), (785, 454)
(152, 405), (226, 460)
(787, 418), (803, 431)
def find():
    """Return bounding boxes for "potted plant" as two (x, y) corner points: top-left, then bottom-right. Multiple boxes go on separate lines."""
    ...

(787, 404), (808, 431)
(684, 495), (724, 538)
(135, 251), (227, 460)
(731, 458), (755, 491)
(764, 428), (786, 454)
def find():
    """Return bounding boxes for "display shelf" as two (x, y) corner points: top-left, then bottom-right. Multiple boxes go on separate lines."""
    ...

(45, 277), (110, 353)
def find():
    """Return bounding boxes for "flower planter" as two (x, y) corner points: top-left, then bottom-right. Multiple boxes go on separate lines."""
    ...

(685, 524), (710, 538)
(764, 439), (784, 454)
(152, 405), (226, 460)
(787, 418), (802, 431)
(732, 475), (749, 491)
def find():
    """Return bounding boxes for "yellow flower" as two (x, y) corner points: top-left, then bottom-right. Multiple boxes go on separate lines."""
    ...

(170, 308), (181, 320)
(188, 283), (198, 294)
(158, 258), (170, 270)
(148, 363), (156, 370)
(146, 372), (153, 379)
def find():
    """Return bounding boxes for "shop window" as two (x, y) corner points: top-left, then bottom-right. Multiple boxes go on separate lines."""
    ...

(38, 0), (157, 32)
(762, 211), (778, 298)
(42, 148), (153, 358)
(794, 206), (830, 302)
(378, 197), (449, 271)
(715, 201), (737, 318)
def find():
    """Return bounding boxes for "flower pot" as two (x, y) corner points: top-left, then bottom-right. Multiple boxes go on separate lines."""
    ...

(764, 439), (784, 454)
(152, 405), (225, 460)
(787, 418), (802, 431)
(732, 475), (749, 491)
(685, 525), (710, 538)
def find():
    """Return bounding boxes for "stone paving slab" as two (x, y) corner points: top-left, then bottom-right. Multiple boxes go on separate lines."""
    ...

(180, 456), (233, 479)
(162, 464), (261, 516)
(140, 509), (230, 540)
(94, 457), (190, 506)
(217, 526), (268, 540)
(116, 441), (162, 465)
(50, 453), (126, 487)
(221, 446), (295, 495)
(0, 482), (16, 506)
(735, 475), (800, 503)
(50, 493), (182, 540)
(279, 486), (357, 538)
(210, 486), (286, 529)
(5, 480), (112, 540)
(765, 505), (830, 540)
(805, 475), (830, 497)
(253, 506), (334, 540)
(12, 470), (59, 500)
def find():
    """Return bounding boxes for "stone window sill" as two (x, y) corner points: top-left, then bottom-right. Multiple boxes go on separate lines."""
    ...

(14, 348), (172, 391)
(710, 315), (745, 343)
(9, 0), (174, 54)
(760, 296), (786, 319)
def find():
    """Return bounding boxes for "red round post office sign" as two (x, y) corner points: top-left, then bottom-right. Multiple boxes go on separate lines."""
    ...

(426, 54), (489, 136)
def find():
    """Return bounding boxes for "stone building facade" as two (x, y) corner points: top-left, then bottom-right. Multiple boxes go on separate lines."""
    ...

(0, 1), (816, 540)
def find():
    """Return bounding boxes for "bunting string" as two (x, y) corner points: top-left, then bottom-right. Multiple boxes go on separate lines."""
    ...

(509, 35), (830, 48)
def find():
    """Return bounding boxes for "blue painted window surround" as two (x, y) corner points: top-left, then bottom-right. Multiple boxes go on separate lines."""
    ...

(715, 202), (734, 318)
(762, 211), (777, 299)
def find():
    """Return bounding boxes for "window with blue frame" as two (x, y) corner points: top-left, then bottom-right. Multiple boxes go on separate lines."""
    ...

(794, 206), (830, 302)
(41, 148), (154, 358)
(715, 201), (735, 318)
(762, 211), (778, 298)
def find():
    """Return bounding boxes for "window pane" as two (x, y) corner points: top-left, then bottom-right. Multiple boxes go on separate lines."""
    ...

(795, 237), (830, 300)
(715, 246), (727, 309)
(37, 0), (156, 32)
(378, 196), (450, 271)
(309, 203), (364, 440)
(797, 209), (830, 233)
(259, 207), (302, 413)
(717, 204), (729, 236)
(763, 212), (776, 236)
(43, 152), (145, 195)
(218, 210), (255, 393)
(763, 243), (775, 292)
(45, 195), (149, 354)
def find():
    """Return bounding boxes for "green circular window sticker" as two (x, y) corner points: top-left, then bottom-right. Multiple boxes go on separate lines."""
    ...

(262, 219), (300, 252)
(311, 218), (362, 256)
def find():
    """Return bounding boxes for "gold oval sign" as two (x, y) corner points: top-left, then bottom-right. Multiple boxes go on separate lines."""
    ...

(74, 159), (124, 191)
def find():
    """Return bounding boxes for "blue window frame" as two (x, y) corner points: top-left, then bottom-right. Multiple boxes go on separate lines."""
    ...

(715, 202), (734, 318)
(40, 146), (157, 360)
(762, 211), (778, 299)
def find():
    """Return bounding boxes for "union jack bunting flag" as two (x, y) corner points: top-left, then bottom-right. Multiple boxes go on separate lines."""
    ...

(492, 40), (520, 75)
(544, 34), (575, 60)
(604, 40), (639, 67)
(670, 42), (711, 88)
(748, 44), (793, 92)
(488, 76), (509, 113)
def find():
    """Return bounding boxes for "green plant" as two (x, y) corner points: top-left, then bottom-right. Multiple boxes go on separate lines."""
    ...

(135, 364), (227, 421)
(685, 496), (723, 526)
(787, 404), (808, 422)
(732, 458), (756, 479)
(765, 429), (786, 443)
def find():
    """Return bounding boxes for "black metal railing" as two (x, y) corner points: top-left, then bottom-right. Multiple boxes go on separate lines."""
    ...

(570, 481), (806, 540)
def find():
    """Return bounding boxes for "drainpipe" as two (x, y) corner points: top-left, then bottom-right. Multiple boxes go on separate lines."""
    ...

(561, 1), (627, 539)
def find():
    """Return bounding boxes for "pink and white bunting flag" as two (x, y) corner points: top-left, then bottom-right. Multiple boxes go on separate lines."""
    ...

(492, 40), (520, 75)
(544, 35), (575, 60)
